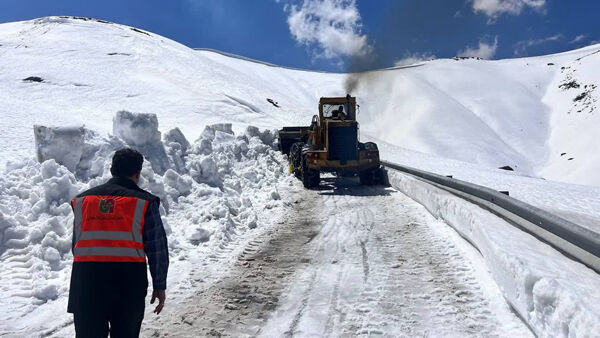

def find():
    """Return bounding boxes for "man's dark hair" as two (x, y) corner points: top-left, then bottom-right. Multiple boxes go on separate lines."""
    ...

(110, 148), (144, 178)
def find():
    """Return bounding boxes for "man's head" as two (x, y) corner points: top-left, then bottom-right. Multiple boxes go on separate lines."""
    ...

(110, 148), (143, 184)
(338, 105), (344, 112)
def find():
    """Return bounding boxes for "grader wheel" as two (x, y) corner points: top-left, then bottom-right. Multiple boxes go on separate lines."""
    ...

(301, 156), (320, 188)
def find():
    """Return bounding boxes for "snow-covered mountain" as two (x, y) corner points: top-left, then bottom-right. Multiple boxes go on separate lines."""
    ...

(1, 17), (599, 337)
(1, 16), (598, 187)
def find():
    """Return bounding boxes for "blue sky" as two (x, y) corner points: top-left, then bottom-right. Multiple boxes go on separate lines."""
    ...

(1, 0), (598, 72)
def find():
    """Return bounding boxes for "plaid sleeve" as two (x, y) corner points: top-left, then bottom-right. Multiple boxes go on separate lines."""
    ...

(142, 200), (169, 290)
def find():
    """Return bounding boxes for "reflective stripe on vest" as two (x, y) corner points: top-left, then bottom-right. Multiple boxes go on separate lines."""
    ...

(72, 195), (149, 263)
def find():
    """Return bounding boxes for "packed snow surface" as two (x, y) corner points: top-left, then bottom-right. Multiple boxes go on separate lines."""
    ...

(142, 178), (533, 337)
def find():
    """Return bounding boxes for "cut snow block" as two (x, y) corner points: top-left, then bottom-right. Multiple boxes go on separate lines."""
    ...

(246, 126), (277, 146)
(164, 127), (190, 151)
(113, 111), (169, 174)
(113, 110), (161, 147)
(34, 125), (84, 172)
(164, 128), (190, 173)
(201, 124), (233, 141)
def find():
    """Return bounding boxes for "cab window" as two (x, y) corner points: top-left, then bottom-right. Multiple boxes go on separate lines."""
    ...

(323, 103), (349, 119)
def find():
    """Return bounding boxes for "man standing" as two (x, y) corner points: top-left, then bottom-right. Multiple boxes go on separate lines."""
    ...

(68, 148), (169, 337)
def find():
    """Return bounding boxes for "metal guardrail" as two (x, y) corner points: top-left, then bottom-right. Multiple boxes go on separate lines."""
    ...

(381, 161), (600, 273)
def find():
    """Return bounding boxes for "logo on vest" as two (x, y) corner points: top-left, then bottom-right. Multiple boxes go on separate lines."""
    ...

(99, 198), (116, 214)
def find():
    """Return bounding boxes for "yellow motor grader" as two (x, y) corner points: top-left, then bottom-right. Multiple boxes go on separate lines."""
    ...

(278, 95), (383, 188)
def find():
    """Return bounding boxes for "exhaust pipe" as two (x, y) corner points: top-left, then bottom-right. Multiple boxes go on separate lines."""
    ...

(346, 94), (351, 116)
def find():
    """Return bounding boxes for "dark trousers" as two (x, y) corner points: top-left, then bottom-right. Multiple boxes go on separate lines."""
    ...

(73, 306), (144, 338)
(68, 263), (148, 337)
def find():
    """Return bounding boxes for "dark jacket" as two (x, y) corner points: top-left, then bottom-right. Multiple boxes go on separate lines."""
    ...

(67, 177), (169, 314)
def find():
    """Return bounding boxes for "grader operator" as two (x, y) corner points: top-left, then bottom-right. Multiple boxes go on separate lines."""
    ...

(278, 95), (384, 188)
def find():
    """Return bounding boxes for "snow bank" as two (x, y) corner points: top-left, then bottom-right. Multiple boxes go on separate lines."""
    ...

(0, 111), (287, 335)
(113, 110), (170, 175)
(0, 158), (81, 310)
(388, 171), (600, 338)
(113, 110), (161, 147)
(163, 127), (190, 173)
(34, 125), (85, 172)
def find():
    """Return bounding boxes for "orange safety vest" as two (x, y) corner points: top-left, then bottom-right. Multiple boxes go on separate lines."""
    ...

(71, 195), (149, 262)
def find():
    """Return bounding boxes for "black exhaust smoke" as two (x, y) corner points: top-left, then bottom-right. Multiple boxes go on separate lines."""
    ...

(344, 0), (464, 94)
(344, 54), (379, 94)
(343, 1), (454, 93)
(343, 1), (400, 94)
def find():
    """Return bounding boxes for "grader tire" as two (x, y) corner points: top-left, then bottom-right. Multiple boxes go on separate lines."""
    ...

(301, 156), (320, 188)
(289, 142), (304, 178)
(359, 170), (375, 185)
(359, 167), (386, 186)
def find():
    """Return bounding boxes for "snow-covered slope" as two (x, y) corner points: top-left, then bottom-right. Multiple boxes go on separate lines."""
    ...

(1, 16), (599, 187)
(1, 17), (599, 337)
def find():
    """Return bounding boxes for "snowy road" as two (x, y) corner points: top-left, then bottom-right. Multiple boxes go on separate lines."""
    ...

(142, 177), (532, 337)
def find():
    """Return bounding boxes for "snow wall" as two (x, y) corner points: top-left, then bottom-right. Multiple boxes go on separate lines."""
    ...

(1, 111), (286, 333)
(34, 125), (85, 172)
(387, 170), (600, 338)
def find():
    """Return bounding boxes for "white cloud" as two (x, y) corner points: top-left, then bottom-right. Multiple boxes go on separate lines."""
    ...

(394, 52), (436, 67)
(469, 0), (546, 18)
(513, 34), (562, 56)
(284, 0), (371, 60)
(569, 35), (586, 44)
(457, 37), (498, 59)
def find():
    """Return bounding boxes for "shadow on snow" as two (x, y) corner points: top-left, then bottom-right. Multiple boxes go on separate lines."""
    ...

(315, 176), (394, 197)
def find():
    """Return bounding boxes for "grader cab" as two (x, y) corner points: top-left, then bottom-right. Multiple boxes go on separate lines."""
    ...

(278, 95), (383, 188)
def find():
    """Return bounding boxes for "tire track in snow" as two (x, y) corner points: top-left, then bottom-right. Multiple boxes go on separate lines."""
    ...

(142, 184), (322, 337)
(261, 177), (532, 337)
(283, 270), (318, 337)
(147, 176), (532, 337)
(322, 266), (344, 338)
(360, 240), (370, 283)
